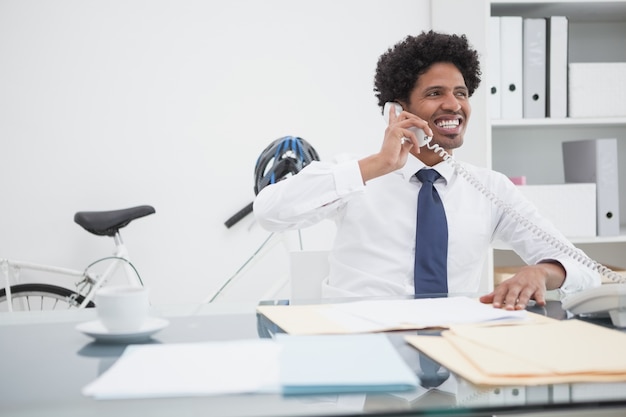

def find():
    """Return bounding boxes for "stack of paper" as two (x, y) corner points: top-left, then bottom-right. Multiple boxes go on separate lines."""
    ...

(83, 334), (418, 399)
(83, 340), (281, 399)
(406, 320), (626, 386)
(257, 297), (529, 335)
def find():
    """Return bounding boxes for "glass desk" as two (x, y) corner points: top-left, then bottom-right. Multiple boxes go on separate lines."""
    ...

(1, 298), (625, 417)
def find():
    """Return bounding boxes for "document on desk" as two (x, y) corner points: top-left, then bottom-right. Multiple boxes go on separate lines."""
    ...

(406, 319), (626, 386)
(82, 334), (418, 399)
(82, 340), (281, 399)
(257, 296), (528, 335)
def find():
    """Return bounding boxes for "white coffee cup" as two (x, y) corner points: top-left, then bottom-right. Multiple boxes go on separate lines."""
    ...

(95, 286), (150, 333)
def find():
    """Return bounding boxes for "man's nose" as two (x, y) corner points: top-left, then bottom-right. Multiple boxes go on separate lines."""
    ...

(441, 93), (461, 111)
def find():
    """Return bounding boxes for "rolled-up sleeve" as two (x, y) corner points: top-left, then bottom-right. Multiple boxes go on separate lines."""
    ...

(253, 158), (365, 232)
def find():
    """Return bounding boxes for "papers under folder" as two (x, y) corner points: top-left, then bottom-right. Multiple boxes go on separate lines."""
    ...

(406, 319), (626, 386)
(83, 334), (419, 399)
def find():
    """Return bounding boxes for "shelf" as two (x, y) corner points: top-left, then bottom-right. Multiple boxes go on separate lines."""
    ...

(492, 117), (626, 128)
(492, 225), (626, 250)
(493, 228), (626, 250)
(491, 0), (626, 22)
(493, 0), (625, 3)
(569, 231), (626, 244)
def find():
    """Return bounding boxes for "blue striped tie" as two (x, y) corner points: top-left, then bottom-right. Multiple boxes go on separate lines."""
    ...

(414, 169), (448, 295)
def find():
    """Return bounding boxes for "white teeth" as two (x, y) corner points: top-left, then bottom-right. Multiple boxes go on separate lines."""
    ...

(436, 120), (459, 128)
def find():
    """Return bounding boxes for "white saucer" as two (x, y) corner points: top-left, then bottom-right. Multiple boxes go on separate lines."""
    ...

(76, 317), (169, 343)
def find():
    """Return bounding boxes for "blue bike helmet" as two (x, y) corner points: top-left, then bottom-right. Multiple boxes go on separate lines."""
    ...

(254, 136), (320, 195)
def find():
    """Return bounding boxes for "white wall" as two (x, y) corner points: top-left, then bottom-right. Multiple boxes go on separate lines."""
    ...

(431, 0), (489, 169)
(0, 0), (432, 305)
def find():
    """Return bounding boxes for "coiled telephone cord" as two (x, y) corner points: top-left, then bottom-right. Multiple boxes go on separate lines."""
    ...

(422, 138), (625, 285)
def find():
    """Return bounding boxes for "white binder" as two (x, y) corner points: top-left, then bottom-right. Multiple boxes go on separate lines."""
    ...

(546, 16), (568, 119)
(569, 63), (626, 118)
(500, 16), (523, 119)
(489, 16), (502, 119)
(562, 138), (620, 236)
(517, 184), (596, 237)
(522, 18), (546, 118)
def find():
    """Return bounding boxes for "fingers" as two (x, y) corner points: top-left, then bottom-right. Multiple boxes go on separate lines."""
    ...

(388, 128), (423, 154)
(491, 286), (530, 310)
(387, 104), (399, 124)
(400, 130), (419, 151)
(485, 265), (551, 311)
(388, 109), (432, 142)
(482, 283), (546, 311)
(506, 288), (534, 310)
(401, 111), (434, 138)
(384, 123), (416, 154)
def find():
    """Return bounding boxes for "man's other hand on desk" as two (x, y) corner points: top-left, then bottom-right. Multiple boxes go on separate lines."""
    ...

(479, 262), (566, 310)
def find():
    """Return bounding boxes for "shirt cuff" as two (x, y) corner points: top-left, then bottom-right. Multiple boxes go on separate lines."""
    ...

(546, 257), (599, 296)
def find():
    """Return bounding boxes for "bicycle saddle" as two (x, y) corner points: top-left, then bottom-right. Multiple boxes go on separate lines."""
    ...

(74, 205), (156, 237)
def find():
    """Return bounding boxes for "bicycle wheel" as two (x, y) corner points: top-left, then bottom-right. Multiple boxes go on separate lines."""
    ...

(0, 283), (95, 311)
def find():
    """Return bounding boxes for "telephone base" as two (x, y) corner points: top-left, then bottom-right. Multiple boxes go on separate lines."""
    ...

(561, 284), (626, 329)
(609, 310), (626, 328)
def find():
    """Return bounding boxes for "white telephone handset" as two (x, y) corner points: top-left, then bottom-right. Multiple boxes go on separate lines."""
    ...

(381, 102), (626, 327)
(383, 102), (430, 148)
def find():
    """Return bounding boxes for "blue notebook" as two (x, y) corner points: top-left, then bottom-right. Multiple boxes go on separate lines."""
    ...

(276, 333), (418, 395)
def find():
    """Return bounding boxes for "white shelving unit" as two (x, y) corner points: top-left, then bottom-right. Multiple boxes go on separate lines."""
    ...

(492, 117), (626, 128)
(433, 0), (626, 279)
(489, 0), (626, 270)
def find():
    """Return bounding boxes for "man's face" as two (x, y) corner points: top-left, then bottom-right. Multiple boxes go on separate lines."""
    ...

(405, 62), (471, 152)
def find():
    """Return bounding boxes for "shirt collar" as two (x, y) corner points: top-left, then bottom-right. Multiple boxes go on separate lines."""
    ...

(398, 155), (454, 184)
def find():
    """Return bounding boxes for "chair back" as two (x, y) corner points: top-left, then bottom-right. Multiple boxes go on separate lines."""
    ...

(289, 250), (330, 300)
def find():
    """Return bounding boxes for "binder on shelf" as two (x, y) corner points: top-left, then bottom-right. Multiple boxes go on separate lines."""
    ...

(522, 18), (546, 118)
(500, 16), (523, 119)
(569, 62), (626, 118)
(489, 16), (502, 119)
(517, 183), (596, 238)
(562, 138), (620, 236)
(546, 16), (568, 119)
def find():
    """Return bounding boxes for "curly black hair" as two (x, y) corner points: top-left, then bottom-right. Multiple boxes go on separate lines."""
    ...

(373, 31), (481, 110)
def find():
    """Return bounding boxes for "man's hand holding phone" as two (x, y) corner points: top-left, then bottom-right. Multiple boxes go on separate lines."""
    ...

(358, 102), (433, 183)
(383, 102), (432, 148)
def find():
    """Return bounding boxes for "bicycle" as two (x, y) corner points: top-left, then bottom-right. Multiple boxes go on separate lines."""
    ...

(0, 205), (155, 312)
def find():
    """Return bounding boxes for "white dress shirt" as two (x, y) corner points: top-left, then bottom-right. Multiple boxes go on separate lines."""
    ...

(253, 153), (600, 298)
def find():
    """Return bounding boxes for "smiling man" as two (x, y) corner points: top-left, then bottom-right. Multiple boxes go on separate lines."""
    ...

(253, 31), (600, 309)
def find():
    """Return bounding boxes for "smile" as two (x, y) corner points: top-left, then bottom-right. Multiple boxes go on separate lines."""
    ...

(436, 119), (460, 129)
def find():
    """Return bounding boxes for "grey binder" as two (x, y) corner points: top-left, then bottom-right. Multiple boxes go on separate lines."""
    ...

(523, 18), (546, 118)
(562, 138), (620, 236)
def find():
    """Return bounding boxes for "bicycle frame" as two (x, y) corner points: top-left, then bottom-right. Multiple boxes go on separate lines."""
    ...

(1, 259), (86, 312)
(1, 231), (142, 312)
